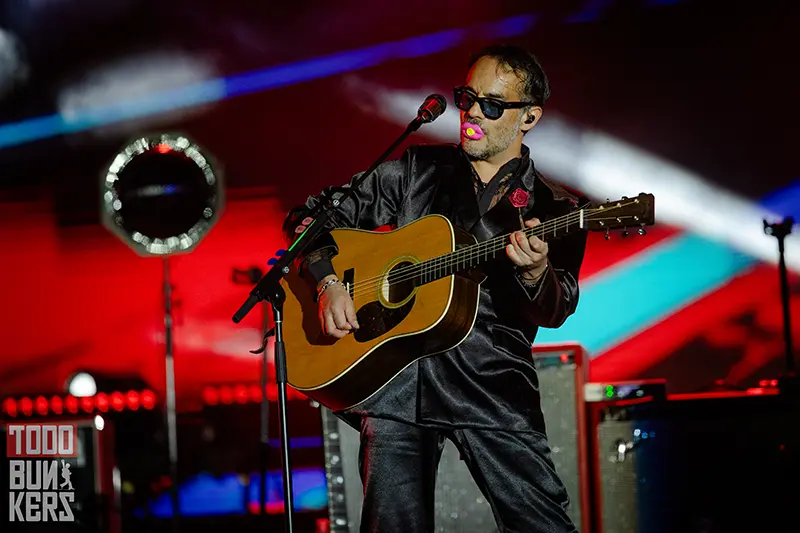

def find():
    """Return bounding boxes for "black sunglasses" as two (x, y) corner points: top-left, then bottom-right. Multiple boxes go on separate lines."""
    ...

(453, 86), (536, 120)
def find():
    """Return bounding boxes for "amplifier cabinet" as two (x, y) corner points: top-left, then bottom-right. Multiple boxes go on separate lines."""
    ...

(589, 392), (800, 533)
(321, 342), (590, 533)
(530, 343), (590, 533)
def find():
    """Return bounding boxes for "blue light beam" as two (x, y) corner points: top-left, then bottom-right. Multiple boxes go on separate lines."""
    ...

(0, 14), (538, 150)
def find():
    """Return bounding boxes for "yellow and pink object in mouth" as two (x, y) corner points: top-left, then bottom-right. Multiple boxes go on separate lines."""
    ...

(462, 122), (484, 140)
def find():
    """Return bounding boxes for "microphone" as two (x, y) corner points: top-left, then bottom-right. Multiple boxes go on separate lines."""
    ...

(416, 94), (447, 123)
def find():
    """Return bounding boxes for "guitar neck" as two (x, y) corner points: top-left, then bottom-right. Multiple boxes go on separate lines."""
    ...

(404, 208), (588, 287)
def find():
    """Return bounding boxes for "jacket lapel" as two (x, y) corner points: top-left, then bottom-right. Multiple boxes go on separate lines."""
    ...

(469, 156), (535, 242)
(429, 151), (482, 233)
(425, 145), (544, 243)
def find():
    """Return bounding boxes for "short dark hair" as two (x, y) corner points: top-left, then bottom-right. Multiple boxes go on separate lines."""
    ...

(468, 44), (551, 107)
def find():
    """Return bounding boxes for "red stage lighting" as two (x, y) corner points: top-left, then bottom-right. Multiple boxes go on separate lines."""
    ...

(219, 386), (233, 405)
(110, 392), (124, 412)
(234, 384), (248, 404)
(50, 396), (63, 415)
(141, 390), (156, 410)
(65, 395), (79, 414)
(126, 391), (140, 411)
(81, 396), (94, 413)
(3, 398), (17, 417)
(249, 384), (263, 403)
(202, 386), (219, 406)
(19, 397), (33, 416)
(95, 392), (109, 412)
(35, 396), (48, 416)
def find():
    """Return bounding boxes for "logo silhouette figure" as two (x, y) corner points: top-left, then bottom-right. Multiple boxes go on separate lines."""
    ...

(60, 461), (73, 491)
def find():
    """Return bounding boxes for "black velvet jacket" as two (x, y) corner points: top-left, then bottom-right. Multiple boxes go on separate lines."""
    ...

(282, 143), (588, 433)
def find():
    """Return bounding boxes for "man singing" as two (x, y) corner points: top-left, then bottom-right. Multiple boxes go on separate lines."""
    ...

(283, 44), (587, 532)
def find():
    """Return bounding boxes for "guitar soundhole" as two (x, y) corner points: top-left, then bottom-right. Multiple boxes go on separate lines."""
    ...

(383, 261), (416, 305)
(352, 260), (418, 343)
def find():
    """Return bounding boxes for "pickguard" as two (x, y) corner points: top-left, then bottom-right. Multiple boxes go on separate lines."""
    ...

(353, 297), (415, 342)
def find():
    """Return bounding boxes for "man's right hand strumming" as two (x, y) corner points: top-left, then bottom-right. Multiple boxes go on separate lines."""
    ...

(318, 274), (360, 338)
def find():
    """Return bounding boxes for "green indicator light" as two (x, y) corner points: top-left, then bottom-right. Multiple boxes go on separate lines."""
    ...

(288, 219), (316, 252)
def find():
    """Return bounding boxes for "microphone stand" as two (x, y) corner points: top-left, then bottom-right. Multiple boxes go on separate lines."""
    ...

(232, 110), (438, 533)
(163, 256), (180, 533)
(763, 216), (797, 393)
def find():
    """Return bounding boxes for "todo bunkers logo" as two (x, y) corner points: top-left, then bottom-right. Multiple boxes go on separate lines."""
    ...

(6, 423), (78, 522)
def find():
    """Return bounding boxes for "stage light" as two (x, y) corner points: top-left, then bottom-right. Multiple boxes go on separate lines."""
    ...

(234, 384), (248, 404)
(110, 392), (124, 412)
(50, 396), (63, 415)
(0, 28), (28, 99)
(141, 390), (156, 410)
(35, 396), (48, 416)
(100, 134), (219, 520)
(100, 133), (224, 256)
(3, 398), (17, 417)
(3, 389), (156, 419)
(202, 386), (219, 406)
(126, 390), (141, 411)
(200, 383), (306, 406)
(65, 395), (79, 414)
(94, 415), (105, 431)
(67, 372), (97, 397)
(81, 396), (94, 413)
(19, 397), (32, 416)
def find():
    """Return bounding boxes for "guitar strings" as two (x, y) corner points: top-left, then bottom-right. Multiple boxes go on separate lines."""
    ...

(347, 214), (625, 299)
(345, 201), (642, 299)
(347, 206), (637, 298)
(405, 199), (643, 283)
(346, 209), (584, 295)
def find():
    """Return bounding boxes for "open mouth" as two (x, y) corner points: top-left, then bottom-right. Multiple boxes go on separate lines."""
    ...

(461, 122), (484, 140)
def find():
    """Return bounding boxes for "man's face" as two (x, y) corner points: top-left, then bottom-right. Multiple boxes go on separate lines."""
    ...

(459, 57), (532, 161)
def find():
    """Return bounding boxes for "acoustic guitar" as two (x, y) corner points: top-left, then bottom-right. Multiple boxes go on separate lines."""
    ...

(282, 193), (655, 411)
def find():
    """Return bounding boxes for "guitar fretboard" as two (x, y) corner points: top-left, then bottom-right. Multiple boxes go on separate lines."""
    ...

(390, 208), (586, 288)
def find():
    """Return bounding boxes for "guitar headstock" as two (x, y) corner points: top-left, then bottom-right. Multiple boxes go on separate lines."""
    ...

(586, 193), (655, 238)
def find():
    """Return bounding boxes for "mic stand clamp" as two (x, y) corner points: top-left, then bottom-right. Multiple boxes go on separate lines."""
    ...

(233, 113), (434, 533)
(763, 216), (797, 394)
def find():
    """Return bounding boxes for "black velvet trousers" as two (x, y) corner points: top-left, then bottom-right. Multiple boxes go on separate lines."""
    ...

(356, 416), (577, 533)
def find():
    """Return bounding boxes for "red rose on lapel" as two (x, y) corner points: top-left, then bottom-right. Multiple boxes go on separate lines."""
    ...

(509, 188), (530, 208)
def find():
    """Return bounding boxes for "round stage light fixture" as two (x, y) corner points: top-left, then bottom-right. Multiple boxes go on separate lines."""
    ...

(67, 372), (97, 398)
(100, 133), (223, 256)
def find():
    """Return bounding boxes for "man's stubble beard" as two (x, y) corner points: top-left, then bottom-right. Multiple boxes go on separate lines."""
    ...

(462, 116), (523, 162)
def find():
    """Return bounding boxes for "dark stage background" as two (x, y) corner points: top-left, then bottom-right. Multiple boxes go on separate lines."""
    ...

(1, 0), (798, 527)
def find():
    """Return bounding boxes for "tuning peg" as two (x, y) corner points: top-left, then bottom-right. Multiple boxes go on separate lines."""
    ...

(604, 229), (610, 240)
(275, 249), (286, 256)
(638, 227), (647, 236)
(267, 258), (278, 265)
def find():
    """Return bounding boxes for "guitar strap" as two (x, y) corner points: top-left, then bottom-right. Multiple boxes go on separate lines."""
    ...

(475, 165), (509, 216)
